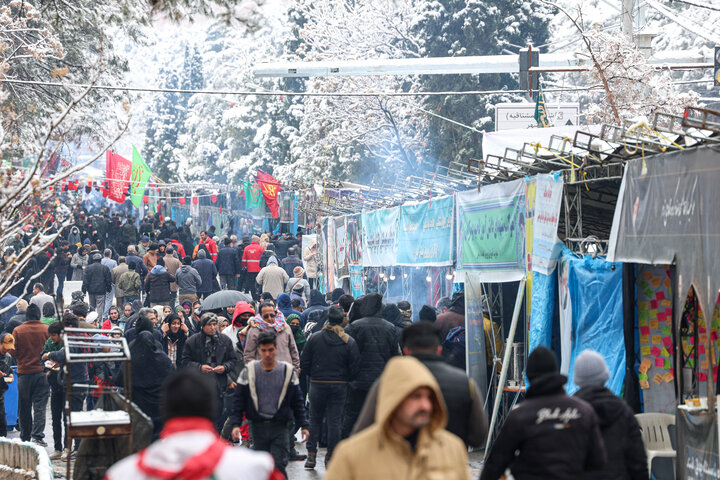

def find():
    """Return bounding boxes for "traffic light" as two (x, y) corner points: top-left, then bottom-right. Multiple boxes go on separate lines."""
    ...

(715, 46), (720, 87)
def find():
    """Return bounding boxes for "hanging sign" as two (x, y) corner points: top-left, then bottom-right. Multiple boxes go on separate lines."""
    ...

(396, 195), (454, 266)
(361, 207), (400, 267)
(456, 179), (526, 281)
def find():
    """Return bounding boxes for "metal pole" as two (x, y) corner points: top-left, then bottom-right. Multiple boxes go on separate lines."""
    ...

(622, 0), (634, 42)
(483, 277), (526, 461)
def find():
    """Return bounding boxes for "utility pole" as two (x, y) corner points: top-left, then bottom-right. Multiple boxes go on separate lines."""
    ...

(621, 0), (634, 42)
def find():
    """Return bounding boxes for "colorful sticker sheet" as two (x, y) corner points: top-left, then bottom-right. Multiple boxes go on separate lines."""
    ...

(636, 265), (675, 413)
(680, 287), (720, 398)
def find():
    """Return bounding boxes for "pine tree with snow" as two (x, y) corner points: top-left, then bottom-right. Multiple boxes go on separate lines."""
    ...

(144, 68), (184, 181)
(412, 0), (552, 164)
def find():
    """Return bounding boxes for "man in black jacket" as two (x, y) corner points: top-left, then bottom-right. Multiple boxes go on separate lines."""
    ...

(182, 313), (236, 432)
(481, 346), (606, 480)
(217, 237), (240, 290)
(230, 330), (309, 479)
(352, 321), (487, 448)
(82, 253), (111, 318)
(573, 350), (647, 480)
(300, 306), (360, 469)
(144, 257), (175, 308)
(341, 293), (398, 439)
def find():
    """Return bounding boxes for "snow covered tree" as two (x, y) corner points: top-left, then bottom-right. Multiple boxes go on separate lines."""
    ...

(144, 68), (184, 181)
(412, 0), (552, 166)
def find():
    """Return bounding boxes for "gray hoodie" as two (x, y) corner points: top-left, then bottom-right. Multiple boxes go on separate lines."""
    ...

(175, 264), (202, 294)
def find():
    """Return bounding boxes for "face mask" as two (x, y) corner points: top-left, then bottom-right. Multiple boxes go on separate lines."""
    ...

(290, 325), (300, 335)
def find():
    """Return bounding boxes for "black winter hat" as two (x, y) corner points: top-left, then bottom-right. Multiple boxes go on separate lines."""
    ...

(25, 303), (41, 322)
(135, 316), (154, 335)
(419, 305), (437, 323)
(526, 346), (558, 381)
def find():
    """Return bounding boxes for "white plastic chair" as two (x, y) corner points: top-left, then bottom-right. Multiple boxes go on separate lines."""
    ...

(635, 413), (676, 478)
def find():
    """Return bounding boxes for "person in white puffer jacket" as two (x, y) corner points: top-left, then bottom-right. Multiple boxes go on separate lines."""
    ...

(105, 370), (283, 480)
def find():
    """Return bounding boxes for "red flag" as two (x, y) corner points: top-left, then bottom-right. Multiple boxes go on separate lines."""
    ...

(105, 151), (132, 204)
(255, 169), (281, 219)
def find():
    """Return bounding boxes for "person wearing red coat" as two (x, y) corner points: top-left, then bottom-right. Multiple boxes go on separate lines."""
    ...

(241, 236), (265, 300)
(193, 231), (218, 263)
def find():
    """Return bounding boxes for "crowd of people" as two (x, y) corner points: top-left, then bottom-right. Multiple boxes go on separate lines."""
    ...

(0, 206), (650, 479)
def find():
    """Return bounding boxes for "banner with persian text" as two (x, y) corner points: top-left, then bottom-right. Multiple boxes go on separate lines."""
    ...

(456, 180), (526, 282)
(532, 174), (563, 274)
(397, 195), (454, 267)
(361, 207), (400, 267)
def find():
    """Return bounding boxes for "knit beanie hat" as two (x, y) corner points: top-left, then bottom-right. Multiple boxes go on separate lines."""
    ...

(200, 313), (218, 328)
(573, 350), (610, 388)
(419, 305), (437, 323)
(526, 346), (558, 381)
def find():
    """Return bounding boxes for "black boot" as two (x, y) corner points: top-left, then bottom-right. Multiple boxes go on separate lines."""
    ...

(304, 453), (316, 469)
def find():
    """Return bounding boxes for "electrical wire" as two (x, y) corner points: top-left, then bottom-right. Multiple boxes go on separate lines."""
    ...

(670, 0), (720, 12)
(1, 77), (713, 97)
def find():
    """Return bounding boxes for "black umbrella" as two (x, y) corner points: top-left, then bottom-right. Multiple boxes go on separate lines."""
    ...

(201, 290), (253, 311)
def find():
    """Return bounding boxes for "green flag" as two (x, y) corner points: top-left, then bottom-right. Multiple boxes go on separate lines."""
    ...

(534, 86), (550, 128)
(243, 180), (264, 210)
(130, 146), (152, 208)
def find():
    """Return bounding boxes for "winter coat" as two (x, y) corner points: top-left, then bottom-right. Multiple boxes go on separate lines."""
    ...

(300, 325), (360, 382)
(182, 331), (237, 391)
(194, 238), (218, 262)
(142, 251), (157, 271)
(345, 293), (399, 391)
(258, 249), (275, 270)
(117, 271), (141, 298)
(353, 352), (488, 448)
(243, 324), (300, 369)
(435, 308), (465, 340)
(126, 253), (148, 281)
(53, 250), (72, 275)
(175, 265), (202, 295)
(217, 246), (240, 276)
(163, 254), (182, 293)
(274, 237), (298, 259)
(480, 373), (607, 480)
(112, 263), (129, 298)
(241, 241), (265, 274)
(144, 265), (175, 304)
(281, 255), (303, 277)
(301, 290), (329, 330)
(82, 258), (112, 295)
(105, 417), (278, 480)
(230, 360), (309, 429)
(192, 257), (218, 295)
(302, 238), (319, 279)
(70, 252), (88, 281)
(574, 386), (648, 480)
(325, 356), (470, 480)
(255, 262), (289, 299)
(285, 277), (310, 301)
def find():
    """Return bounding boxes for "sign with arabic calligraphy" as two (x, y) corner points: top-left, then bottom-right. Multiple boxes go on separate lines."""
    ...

(362, 207), (400, 267)
(494, 103), (579, 131)
(456, 180), (526, 282)
(396, 195), (454, 266)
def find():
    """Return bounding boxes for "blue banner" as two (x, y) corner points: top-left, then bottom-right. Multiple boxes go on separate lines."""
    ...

(397, 196), (454, 266)
(361, 207), (399, 267)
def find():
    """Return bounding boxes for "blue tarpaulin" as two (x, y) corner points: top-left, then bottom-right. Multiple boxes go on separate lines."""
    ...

(563, 247), (626, 395)
(529, 269), (556, 353)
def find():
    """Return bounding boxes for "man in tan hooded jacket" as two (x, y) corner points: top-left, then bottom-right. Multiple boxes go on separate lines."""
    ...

(325, 356), (470, 480)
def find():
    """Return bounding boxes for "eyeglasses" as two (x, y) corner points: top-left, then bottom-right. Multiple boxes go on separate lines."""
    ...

(262, 313), (276, 320)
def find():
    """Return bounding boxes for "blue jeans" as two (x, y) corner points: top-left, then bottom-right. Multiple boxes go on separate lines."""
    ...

(308, 382), (348, 457)
(55, 274), (66, 298)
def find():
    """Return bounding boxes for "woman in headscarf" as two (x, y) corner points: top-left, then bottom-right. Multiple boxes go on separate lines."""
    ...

(115, 315), (174, 439)
(161, 312), (188, 368)
(70, 245), (89, 281)
(242, 301), (299, 370)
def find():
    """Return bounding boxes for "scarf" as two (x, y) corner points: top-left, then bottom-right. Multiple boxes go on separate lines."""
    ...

(203, 333), (219, 363)
(322, 323), (349, 343)
(253, 310), (287, 333)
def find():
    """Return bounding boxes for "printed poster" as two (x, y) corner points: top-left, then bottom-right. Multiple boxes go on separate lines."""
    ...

(362, 207), (400, 267)
(455, 179), (526, 282)
(334, 216), (349, 279)
(397, 195), (454, 266)
(346, 214), (362, 266)
(532, 174), (563, 274)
